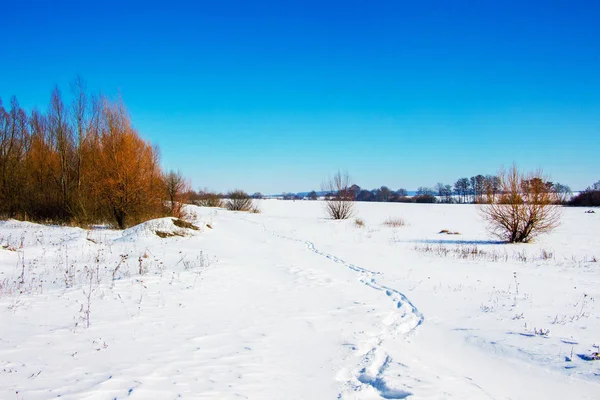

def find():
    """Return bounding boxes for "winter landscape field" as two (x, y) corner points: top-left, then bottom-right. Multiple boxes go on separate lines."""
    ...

(1, 200), (598, 399)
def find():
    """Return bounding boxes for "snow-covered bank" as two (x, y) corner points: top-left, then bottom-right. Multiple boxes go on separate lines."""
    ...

(1, 201), (599, 399)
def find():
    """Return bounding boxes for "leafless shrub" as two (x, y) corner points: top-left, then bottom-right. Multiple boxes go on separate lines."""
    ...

(354, 218), (365, 227)
(195, 191), (224, 208)
(322, 170), (355, 220)
(225, 190), (255, 211)
(383, 217), (406, 227)
(481, 165), (561, 243)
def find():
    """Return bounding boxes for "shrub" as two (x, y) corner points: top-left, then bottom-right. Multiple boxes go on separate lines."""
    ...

(225, 190), (254, 211)
(481, 165), (561, 243)
(322, 170), (355, 219)
(195, 191), (224, 208)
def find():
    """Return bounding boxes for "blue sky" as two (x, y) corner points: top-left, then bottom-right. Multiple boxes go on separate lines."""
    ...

(1, 1), (598, 193)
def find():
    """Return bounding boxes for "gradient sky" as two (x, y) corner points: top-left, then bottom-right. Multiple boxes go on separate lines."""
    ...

(1, 1), (599, 193)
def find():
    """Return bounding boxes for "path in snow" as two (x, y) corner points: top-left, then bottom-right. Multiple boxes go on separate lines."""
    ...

(244, 217), (424, 398)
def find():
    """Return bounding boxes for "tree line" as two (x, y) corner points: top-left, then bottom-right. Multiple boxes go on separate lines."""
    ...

(569, 180), (600, 207)
(300, 174), (573, 205)
(0, 79), (189, 228)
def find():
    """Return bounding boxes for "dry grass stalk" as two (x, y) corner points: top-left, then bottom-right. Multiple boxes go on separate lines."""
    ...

(383, 217), (406, 227)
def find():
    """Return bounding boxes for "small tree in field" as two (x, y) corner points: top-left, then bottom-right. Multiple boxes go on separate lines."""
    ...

(164, 170), (190, 218)
(481, 165), (561, 243)
(323, 170), (355, 219)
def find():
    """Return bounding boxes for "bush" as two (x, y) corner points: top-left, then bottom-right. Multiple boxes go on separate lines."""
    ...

(194, 191), (224, 208)
(481, 165), (561, 243)
(225, 190), (254, 211)
(323, 171), (355, 219)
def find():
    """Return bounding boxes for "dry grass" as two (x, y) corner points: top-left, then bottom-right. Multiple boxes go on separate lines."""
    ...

(414, 243), (561, 263)
(354, 218), (365, 228)
(383, 217), (406, 227)
(172, 218), (199, 230)
(155, 230), (184, 238)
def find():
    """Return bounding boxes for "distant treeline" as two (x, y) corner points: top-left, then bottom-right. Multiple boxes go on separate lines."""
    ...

(0, 79), (189, 228)
(187, 176), (600, 207)
(569, 181), (600, 207)
(281, 175), (587, 205)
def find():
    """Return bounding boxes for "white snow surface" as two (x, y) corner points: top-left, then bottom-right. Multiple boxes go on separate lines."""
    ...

(0, 201), (599, 399)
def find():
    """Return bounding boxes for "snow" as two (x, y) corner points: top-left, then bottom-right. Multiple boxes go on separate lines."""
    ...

(0, 201), (599, 399)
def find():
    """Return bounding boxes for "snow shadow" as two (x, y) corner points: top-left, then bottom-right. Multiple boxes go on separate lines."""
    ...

(357, 374), (412, 399)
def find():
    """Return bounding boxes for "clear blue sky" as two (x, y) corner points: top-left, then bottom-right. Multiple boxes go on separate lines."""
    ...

(1, 1), (598, 193)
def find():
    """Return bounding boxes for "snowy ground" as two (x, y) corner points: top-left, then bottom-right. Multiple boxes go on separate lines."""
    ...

(0, 200), (599, 399)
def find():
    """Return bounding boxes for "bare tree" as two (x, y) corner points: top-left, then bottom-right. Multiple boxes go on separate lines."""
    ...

(436, 182), (453, 203)
(0, 97), (30, 216)
(48, 87), (76, 219)
(481, 165), (561, 243)
(322, 170), (355, 219)
(164, 170), (190, 217)
(552, 183), (572, 205)
(454, 178), (470, 203)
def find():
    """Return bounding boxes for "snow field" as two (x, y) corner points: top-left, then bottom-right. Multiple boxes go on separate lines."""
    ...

(0, 201), (599, 399)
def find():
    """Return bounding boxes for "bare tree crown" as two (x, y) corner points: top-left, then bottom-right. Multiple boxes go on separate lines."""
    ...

(481, 165), (561, 243)
(322, 170), (355, 219)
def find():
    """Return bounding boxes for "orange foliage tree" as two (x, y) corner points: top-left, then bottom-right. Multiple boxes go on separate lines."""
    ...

(87, 98), (165, 228)
(0, 79), (185, 228)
